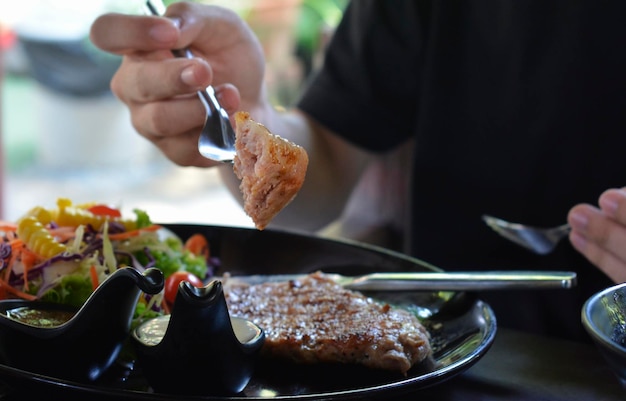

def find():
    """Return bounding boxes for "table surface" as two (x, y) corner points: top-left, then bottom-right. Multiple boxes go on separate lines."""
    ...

(412, 328), (624, 401)
(0, 328), (622, 400)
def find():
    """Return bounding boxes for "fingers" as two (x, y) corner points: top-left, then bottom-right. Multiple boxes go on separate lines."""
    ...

(130, 97), (218, 168)
(111, 56), (212, 103)
(108, 55), (211, 155)
(132, 95), (201, 136)
(89, 3), (260, 170)
(90, 14), (180, 54)
(126, 84), (239, 168)
(568, 188), (626, 283)
(569, 227), (626, 283)
(214, 83), (241, 114)
(598, 187), (626, 223)
(121, 77), (239, 139)
(152, 129), (218, 168)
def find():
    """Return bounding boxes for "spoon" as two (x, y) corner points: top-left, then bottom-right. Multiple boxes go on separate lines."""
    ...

(482, 215), (571, 255)
(145, 0), (236, 163)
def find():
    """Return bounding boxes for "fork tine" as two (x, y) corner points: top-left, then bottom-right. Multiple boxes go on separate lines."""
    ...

(481, 214), (568, 255)
(482, 215), (545, 253)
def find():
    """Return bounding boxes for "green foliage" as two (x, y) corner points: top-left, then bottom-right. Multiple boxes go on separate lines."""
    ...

(296, 0), (349, 52)
(133, 209), (152, 229)
(132, 238), (208, 280)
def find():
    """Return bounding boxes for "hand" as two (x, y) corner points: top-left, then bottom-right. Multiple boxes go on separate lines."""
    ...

(89, 2), (267, 167)
(90, 2), (372, 232)
(568, 187), (626, 283)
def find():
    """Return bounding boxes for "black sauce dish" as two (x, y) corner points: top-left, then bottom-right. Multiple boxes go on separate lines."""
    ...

(0, 267), (163, 382)
(131, 279), (265, 396)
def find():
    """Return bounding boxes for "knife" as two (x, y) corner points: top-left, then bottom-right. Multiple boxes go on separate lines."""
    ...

(220, 270), (577, 291)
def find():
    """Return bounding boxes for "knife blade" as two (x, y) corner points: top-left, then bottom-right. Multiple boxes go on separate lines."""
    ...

(219, 270), (577, 291)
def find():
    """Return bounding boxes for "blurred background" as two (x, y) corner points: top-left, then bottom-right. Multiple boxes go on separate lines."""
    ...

(0, 0), (347, 226)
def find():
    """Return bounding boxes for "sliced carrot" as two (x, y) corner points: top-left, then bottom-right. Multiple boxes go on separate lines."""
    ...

(0, 279), (37, 301)
(184, 233), (210, 261)
(5, 241), (23, 281)
(9, 238), (23, 247)
(107, 224), (162, 241)
(19, 248), (39, 292)
(48, 226), (78, 242)
(90, 265), (99, 291)
(0, 222), (18, 231)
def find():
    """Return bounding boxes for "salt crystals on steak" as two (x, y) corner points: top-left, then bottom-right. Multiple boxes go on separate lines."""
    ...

(223, 272), (432, 374)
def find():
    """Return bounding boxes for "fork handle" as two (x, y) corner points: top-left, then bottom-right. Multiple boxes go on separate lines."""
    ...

(346, 271), (578, 291)
(144, 1), (220, 118)
(145, 0), (166, 19)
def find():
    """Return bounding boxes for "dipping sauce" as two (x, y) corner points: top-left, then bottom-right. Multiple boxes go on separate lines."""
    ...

(6, 307), (75, 327)
(134, 315), (261, 346)
(134, 315), (169, 346)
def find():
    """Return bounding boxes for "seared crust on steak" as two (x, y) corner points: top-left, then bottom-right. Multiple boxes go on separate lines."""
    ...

(233, 111), (308, 230)
(223, 272), (431, 374)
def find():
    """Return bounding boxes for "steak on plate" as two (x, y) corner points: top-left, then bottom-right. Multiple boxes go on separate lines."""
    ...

(223, 272), (432, 374)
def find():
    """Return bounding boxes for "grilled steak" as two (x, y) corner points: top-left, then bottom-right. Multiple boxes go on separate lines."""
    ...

(223, 272), (432, 374)
(233, 111), (308, 230)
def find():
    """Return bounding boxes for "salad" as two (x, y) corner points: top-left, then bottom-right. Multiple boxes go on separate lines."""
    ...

(0, 198), (213, 324)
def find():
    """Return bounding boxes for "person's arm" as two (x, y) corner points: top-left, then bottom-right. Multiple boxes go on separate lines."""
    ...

(90, 2), (370, 231)
(568, 187), (626, 283)
(90, 3), (266, 168)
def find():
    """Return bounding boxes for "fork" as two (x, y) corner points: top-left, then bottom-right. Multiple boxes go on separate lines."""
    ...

(145, 0), (236, 163)
(482, 215), (571, 255)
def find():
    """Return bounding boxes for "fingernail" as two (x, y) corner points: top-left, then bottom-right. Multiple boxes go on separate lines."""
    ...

(570, 231), (587, 250)
(599, 193), (619, 217)
(181, 66), (197, 86)
(569, 211), (588, 231)
(169, 18), (181, 29)
(149, 23), (177, 43)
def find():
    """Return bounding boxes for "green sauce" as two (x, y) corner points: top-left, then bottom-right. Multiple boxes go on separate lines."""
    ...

(7, 307), (75, 327)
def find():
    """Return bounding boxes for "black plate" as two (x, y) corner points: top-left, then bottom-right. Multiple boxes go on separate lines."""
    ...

(0, 224), (497, 400)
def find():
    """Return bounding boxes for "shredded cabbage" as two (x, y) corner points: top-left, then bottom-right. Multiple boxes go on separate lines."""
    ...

(0, 199), (212, 325)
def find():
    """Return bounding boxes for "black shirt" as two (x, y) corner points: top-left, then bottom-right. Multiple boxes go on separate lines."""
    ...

(298, 0), (626, 342)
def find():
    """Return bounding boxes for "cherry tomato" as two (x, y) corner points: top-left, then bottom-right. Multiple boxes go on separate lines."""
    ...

(164, 271), (204, 305)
